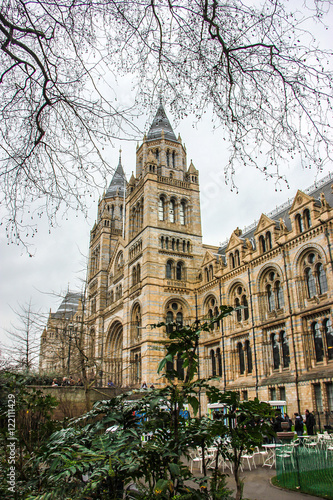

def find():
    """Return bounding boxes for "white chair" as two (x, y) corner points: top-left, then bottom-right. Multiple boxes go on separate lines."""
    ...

(253, 446), (268, 465)
(241, 450), (256, 470)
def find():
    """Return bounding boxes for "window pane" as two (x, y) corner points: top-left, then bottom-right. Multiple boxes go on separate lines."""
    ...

(211, 350), (216, 377)
(169, 200), (175, 222)
(306, 268), (316, 298)
(158, 198), (164, 221)
(272, 334), (280, 369)
(313, 322), (324, 362)
(280, 331), (290, 368)
(317, 263), (328, 294)
(216, 348), (222, 376)
(267, 285), (275, 311)
(324, 318), (333, 360)
(314, 384), (323, 412)
(246, 340), (252, 373)
(180, 202), (185, 225)
(238, 343), (245, 374)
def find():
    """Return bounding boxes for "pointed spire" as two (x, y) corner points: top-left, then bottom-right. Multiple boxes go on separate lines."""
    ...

(105, 150), (127, 198)
(147, 102), (177, 141)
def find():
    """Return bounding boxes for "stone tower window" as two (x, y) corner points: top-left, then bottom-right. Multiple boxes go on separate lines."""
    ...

(158, 197), (165, 221)
(169, 199), (175, 223)
(180, 201), (186, 225)
(302, 251), (328, 298)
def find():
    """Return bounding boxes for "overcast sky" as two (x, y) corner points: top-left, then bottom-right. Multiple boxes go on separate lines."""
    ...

(1, 4), (333, 351)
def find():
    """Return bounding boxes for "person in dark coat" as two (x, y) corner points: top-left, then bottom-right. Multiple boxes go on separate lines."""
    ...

(305, 409), (315, 435)
(294, 412), (304, 437)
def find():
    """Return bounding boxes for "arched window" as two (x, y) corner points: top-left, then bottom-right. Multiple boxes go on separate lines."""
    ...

(296, 213), (304, 233)
(267, 284), (275, 312)
(137, 264), (141, 283)
(235, 297), (241, 322)
(259, 235), (266, 254)
(242, 295), (249, 321)
(176, 311), (183, 326)
(131, 304), (141, 343)
(312, 322), (324, 362)
(271, 333), (280, 369)
(176, 261), (184, 280)
(158, 197), (165, 221)
(323, 318), (333, 360)
(166, 260), (174, 279)
(172, 151), (175, 168)
(169, 199), (175, 223)
(305, 268), (316, 298)
(245, 340), (252, 373)
(180, 202), (186, 225)
(229, 253), (235, 269)
(210, 349), (216, 377)
(161, 236), (164, 249)
(205, 267), (209, 282)
(263, 270), (284, 313)
(232, 285), (249, 323)
(266, 232), (272, 250)
(275, 281), (284, 309)
(132, 266), (137, 286)
(216, 348), (222, 376)
(317, 263), (328, 294)
(209, 265), (214, 280)
(304, 209), (311, 229)
(166, 311), (174, 335)
(280, 331), (290, 368)
(235, 250), (240, 267)
(166, 149), (170, 167)
(238, 343), (245, 375)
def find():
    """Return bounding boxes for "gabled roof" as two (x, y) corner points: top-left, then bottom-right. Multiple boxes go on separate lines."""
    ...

(147, 102), (177, 142)
(105, 152), (127, 198)
(218, 174), (333, 254)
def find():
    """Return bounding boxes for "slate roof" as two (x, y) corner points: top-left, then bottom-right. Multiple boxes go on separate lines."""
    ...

(147, 103), (177, 142)
(105, 155), (126, 198)
(52, 292), (82, 320)
(218, 173), (333, 255)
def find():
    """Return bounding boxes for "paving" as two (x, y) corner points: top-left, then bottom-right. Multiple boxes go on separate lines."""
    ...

(222, 467), (322, 500)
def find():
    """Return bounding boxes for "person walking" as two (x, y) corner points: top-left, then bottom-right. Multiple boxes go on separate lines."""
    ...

(305, 409), (315, 435)
(294, 412), (304, 437)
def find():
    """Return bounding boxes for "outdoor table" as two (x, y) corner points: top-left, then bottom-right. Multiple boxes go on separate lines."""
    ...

(262, 443), (282, 468)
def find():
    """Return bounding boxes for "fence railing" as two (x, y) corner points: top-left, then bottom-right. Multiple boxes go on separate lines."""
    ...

(276, 439), (333, 498)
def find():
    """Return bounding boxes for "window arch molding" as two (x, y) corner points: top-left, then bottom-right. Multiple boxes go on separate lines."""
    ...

(203, 294), (220, 329)
(296, 246), (328, 299)
(228, 281), (249, 323)
(130, 302), (142, 344)
(105, 320), (123, 386)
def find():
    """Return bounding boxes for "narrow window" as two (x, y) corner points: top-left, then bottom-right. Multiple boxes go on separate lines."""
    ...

(180, 202), (185, 225)
(267, 284), (275, 312)
(176, 262), (183, 280)
(304, 209), (311, 229)
(216, 348), (222, 376)
(245, 340), (252, 373)
(210, 349), (216, 377)
(169, 200), (175, 223)
(275, 281), (284, 309)
(166, 260), (173, 279)
(271, 333), (280, 369)
(238, 343), (245, 375)
(305, 268), (316, 298)
(242, 295), (249, 321)
(296, 213), (304, 233)
(280, 331), (290, 368)
(158, 197), (164, 221)
(323, 318), (333, 360)
(266, 232), (272, 250)
(316, 263), (328, 295)
(313, 322), (324, 362)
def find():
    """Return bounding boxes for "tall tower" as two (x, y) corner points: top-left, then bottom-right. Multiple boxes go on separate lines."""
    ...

(122, 102), (203, 386)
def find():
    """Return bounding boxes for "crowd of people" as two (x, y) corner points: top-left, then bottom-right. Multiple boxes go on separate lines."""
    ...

(272, 409), (316, 436)
(51, 376), (84, 387)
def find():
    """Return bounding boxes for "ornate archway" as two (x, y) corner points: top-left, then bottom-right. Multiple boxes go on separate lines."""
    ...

(105, 321), (123, 386)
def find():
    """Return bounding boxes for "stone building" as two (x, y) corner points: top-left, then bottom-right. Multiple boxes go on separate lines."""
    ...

(40, 103), (333, 418)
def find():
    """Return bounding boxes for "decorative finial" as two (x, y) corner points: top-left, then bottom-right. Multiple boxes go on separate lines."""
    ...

(119, 148), (122, 162)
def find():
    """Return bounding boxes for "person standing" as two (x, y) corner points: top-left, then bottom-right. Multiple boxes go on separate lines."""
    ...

(305, 409), (315, 435)
(294, 412), (304, 437)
